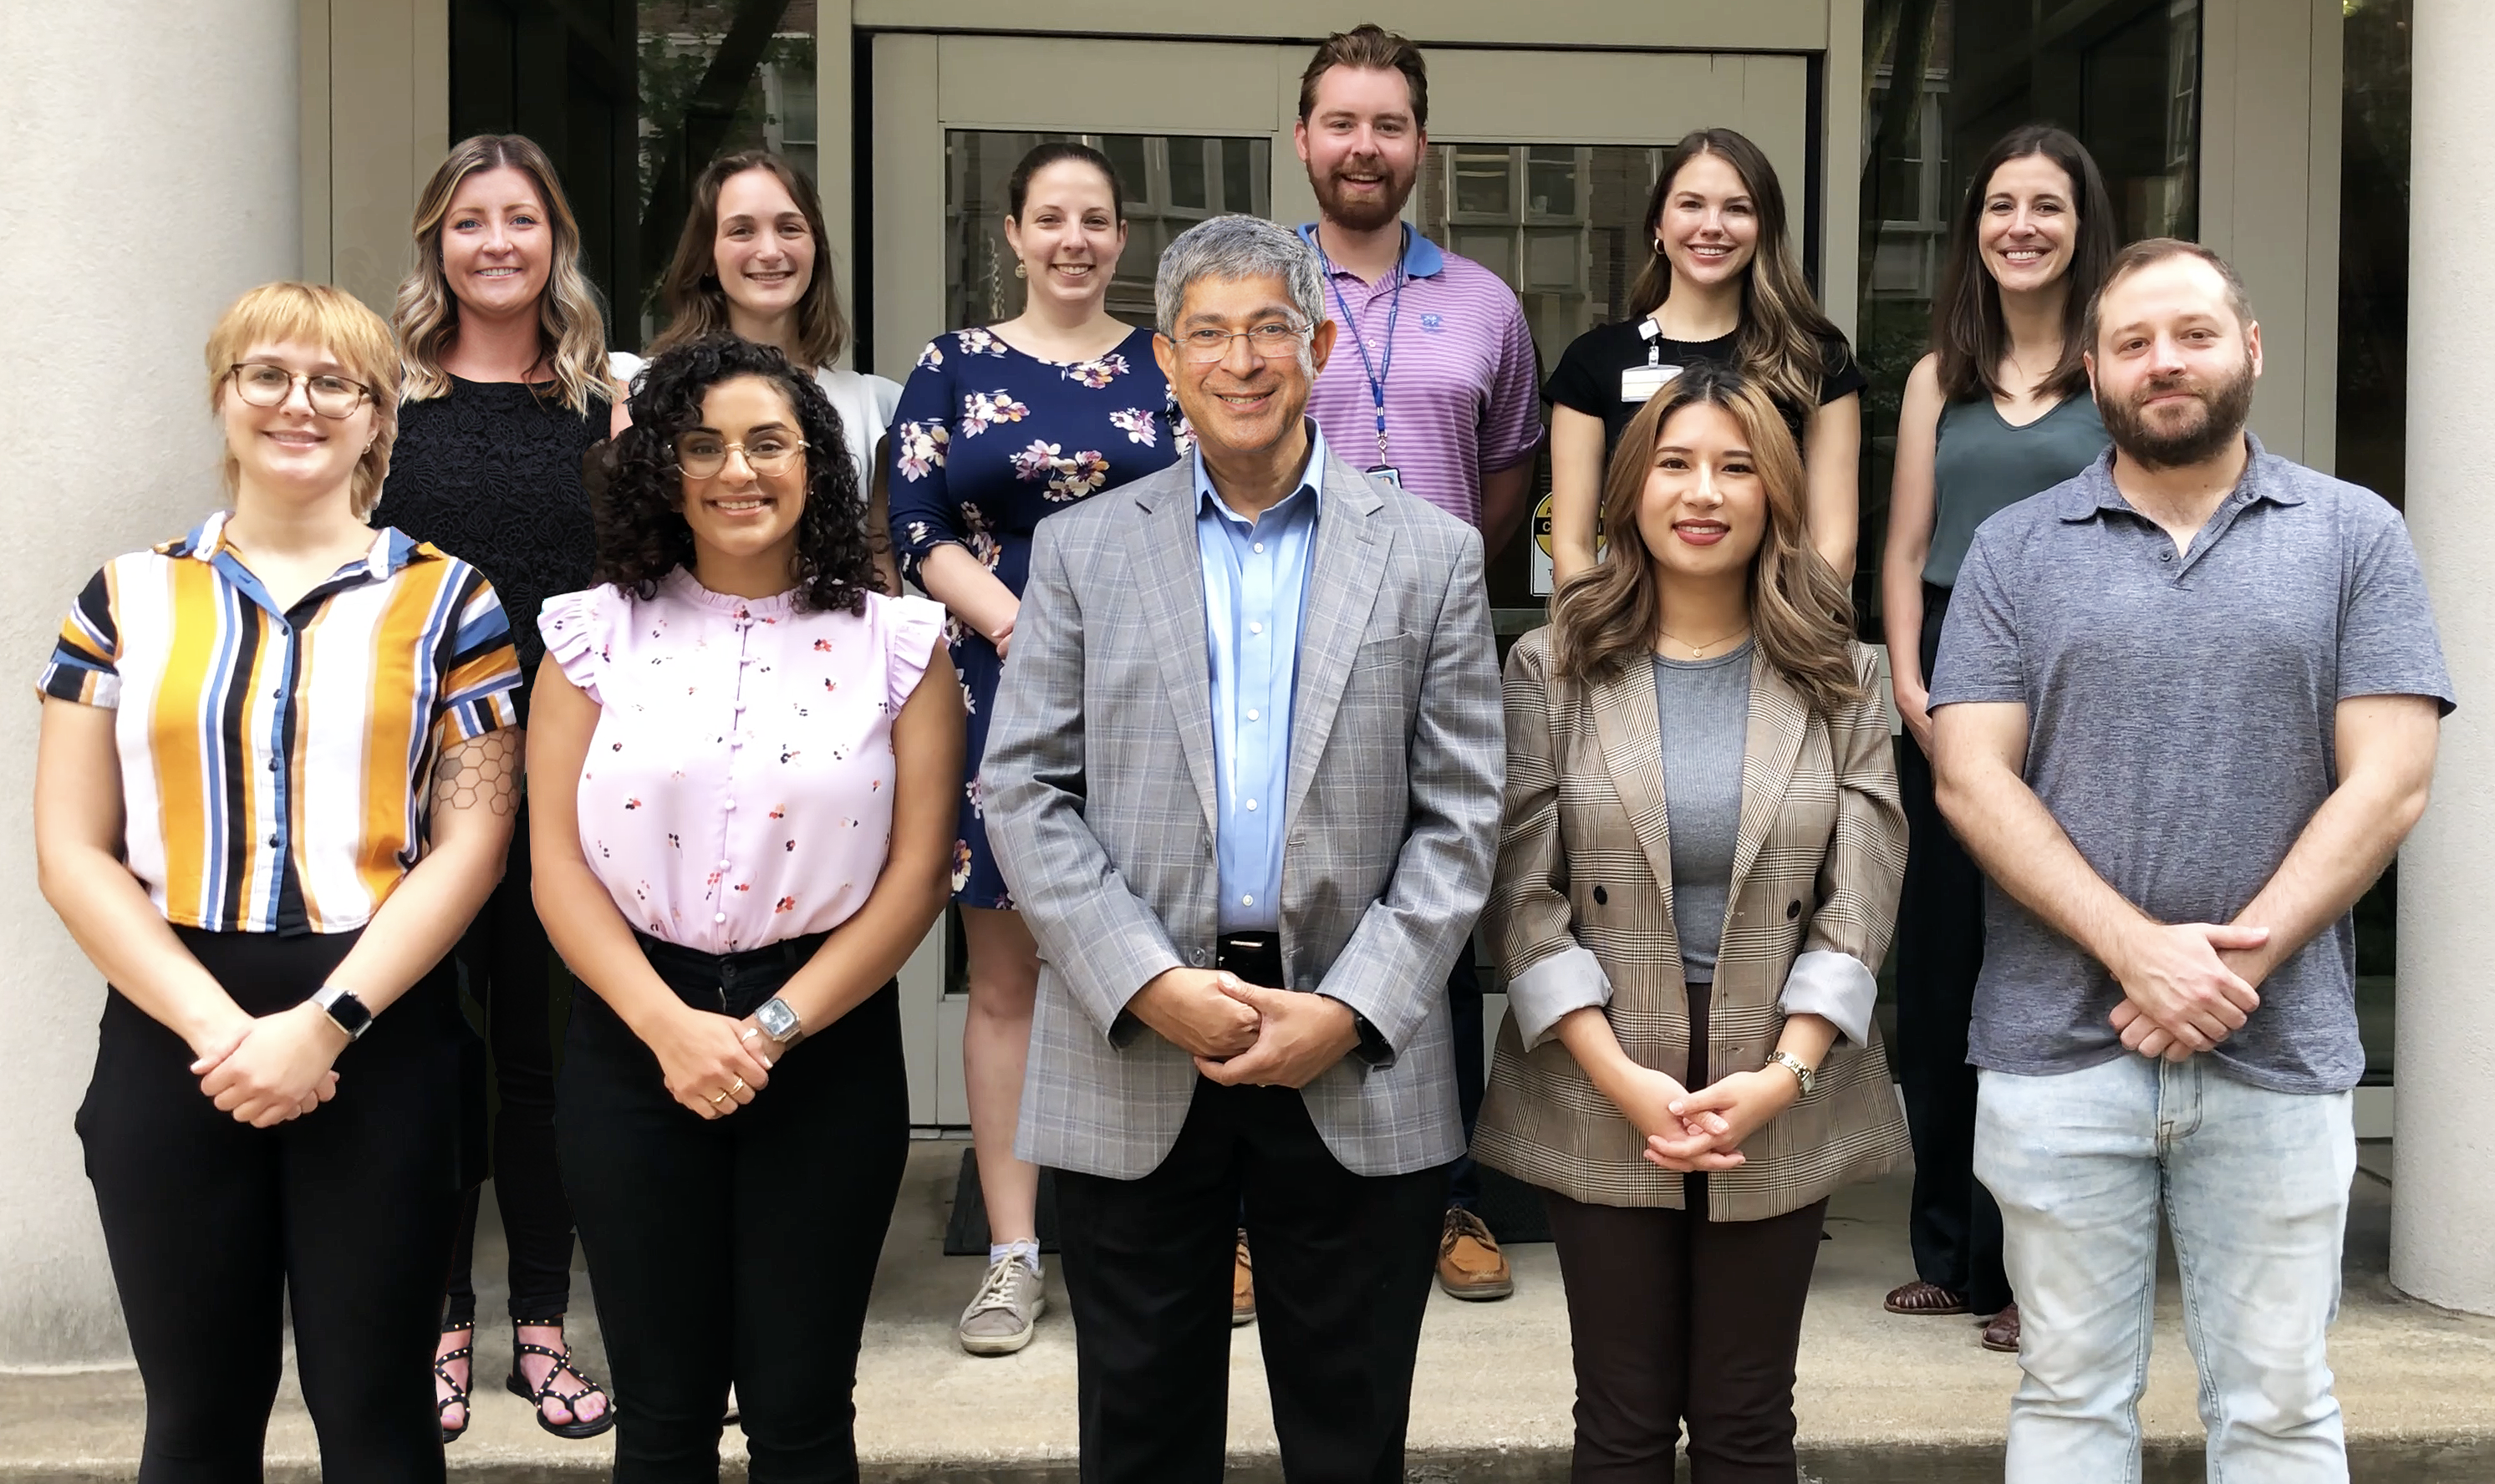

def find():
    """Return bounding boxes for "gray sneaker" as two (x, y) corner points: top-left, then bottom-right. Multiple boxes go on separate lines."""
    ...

(958, 1255), (1046, 1356)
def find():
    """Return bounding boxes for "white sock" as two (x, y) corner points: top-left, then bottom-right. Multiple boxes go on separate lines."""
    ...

(990, 1239), (1041, 1276)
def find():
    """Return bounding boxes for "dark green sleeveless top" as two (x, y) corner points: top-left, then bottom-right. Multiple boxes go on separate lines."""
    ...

(1924, 391), (2109, 587)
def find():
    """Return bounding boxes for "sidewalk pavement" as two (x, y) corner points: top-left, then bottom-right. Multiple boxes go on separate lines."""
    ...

(4, 1138), (2490, 1481)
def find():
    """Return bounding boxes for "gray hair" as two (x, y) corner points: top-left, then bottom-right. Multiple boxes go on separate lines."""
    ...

(1153, 215), (1328, 353)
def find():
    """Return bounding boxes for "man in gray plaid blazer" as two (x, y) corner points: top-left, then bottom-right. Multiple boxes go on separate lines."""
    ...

(982, 214), (1503, 1484)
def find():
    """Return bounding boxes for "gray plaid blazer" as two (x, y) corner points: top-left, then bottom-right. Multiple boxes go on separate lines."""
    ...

(1473, 630), (1912, 1221)
(981, 450), (1504, 1180)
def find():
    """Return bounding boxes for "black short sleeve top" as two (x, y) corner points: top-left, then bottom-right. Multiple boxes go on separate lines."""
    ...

(1545, 317), (1868, 455)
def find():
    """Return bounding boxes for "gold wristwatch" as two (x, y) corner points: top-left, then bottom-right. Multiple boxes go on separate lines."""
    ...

(1764, 1049), (1816, 1097)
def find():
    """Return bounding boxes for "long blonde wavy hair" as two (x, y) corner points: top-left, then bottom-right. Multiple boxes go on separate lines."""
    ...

(395, 134), (610, 415)
(1550, 361), (1859, 714)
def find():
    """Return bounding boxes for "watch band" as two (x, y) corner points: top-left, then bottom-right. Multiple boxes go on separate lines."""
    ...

(312, 984), (373, 1042)
(1764, 1049), (1815, 1097)
(753, 995), (803, 1044)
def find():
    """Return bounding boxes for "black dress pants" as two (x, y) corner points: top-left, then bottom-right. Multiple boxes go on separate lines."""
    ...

(1892, 583), (2009, 1315)
(1540, 978), (1825, 1483)
(557, 933), (908, 1484)
(1052, 1079), (1449, 1484)
(444, 800), (577, 1327)
(78, 928), (464, 1484)
(1446, 949), (1484, 1210)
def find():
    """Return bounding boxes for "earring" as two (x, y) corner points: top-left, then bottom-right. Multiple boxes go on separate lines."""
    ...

(1014, 262), (1028, 279)
(1654, 237), (1668, 256)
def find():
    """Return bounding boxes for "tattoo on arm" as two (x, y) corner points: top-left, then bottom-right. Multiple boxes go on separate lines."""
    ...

(433, 729), (521, 816)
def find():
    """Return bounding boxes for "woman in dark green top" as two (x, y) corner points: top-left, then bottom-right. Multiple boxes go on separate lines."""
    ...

(1877, 125), (2118, 1350)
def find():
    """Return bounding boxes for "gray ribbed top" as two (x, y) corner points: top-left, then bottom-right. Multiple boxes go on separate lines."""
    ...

(1652, 640), (1754, 983)
(1925, 391), (2109, 587)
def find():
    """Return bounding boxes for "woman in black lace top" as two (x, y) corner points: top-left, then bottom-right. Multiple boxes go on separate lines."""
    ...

(374, 133), (614, 1445)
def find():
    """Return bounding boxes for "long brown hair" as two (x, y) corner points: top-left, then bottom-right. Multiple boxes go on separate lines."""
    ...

(1627, 129), (1842, 414)
(648, 151), (848, 368)
(1931, 124), (2119, 402)
(395, 134), (610, 415)
(1550, 362), (1858, 714)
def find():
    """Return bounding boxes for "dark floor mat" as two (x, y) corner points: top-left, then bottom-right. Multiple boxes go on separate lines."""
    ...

(940, 1147), (1552, 1255)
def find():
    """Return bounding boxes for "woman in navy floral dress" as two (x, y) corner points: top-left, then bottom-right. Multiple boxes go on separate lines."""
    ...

(887, 142), (1181, 1355)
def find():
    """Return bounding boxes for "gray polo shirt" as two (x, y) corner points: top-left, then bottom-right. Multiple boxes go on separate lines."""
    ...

(1928, 438), (2453, 1094)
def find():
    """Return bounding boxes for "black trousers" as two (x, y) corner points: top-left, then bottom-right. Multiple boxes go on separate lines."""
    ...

(1541, 978), (1825, 1483)
(1447, 948), (1484, 1211)
(557, 934), (908, 1484)
(79, 927), (464, 1484)
(444, 801), (577, 1327)
(1052, 1078), (1449, 1484)
(1892, 583), (2009, 1315)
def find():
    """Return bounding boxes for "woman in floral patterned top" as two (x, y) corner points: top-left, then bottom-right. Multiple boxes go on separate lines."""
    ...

(886, 141), (1180, 1355)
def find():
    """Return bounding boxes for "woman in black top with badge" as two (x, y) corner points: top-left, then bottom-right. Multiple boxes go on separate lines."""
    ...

(374, 132), (615, 1443)
(1546, 128), (1866, 585)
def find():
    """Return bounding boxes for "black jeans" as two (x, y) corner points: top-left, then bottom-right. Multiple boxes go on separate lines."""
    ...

(1053, 1079), (1449, 1484)
(557, 934), (908, 1483)
(79, 928), (464, 1484)
(444, 802), (576, 1328)
(1446, 948), (1484, 1211)
(1893, 583), (2010, 1315)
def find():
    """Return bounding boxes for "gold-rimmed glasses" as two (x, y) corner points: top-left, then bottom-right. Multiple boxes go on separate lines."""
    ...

(673, 431), (809, 480)
(226, 363), (374, 419)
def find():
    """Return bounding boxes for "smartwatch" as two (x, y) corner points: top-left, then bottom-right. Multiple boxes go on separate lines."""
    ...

(311, 984), (373, 1042)
(753, 996), (804, 1044)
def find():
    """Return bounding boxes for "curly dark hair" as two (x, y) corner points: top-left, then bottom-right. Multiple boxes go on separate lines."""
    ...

(594, 334), (874, 613)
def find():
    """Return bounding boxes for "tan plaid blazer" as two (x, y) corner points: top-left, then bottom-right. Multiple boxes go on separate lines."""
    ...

(1473, 629), (1912, 1221)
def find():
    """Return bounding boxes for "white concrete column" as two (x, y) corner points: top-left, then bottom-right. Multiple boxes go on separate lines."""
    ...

(2393, 0), (2495, 1319)
(0, 1), (301, 1365)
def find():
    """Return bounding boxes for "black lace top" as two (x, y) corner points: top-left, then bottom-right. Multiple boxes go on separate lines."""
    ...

(373, 376), (605, 699)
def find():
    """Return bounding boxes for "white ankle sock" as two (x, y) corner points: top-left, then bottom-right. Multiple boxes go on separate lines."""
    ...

(990, 1239), (1041, 1275)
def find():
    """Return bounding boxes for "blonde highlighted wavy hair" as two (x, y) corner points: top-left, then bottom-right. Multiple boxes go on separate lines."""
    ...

(206, 282), (402, 518)
(1550, 361), (1859, 714)
(395, 134), (611, 414)
(1629, 129), (1843, 416)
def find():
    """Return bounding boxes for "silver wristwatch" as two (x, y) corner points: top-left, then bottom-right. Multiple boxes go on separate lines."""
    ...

(752, 996), (804, 1044)
(311, 983), (373, 1041)
(1764, 1049), (1816, 1097)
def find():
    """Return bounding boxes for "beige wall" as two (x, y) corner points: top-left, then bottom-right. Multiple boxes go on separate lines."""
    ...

(300, 0), (450, 313)
(0, 0), (303, 1366)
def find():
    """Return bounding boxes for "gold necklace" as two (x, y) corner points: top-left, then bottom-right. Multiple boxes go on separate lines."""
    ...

(1656, 626), (1750, 660)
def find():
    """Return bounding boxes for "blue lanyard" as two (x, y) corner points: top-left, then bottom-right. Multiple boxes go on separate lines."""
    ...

(1315, 226), (1406, 464)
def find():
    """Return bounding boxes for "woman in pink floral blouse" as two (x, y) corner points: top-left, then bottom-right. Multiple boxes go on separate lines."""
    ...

(529, 334), (960, 1477)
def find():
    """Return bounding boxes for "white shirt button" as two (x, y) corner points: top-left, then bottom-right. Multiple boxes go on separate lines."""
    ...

(1245, 799), (1258, 811)
(1250, 621), (1263, 635)
(726, 800), (736, 811)
(1253, 541), (1265, 554)
(1241, 894), (1255, 907)
(719, 859), (731, 869)
(1246, 708), (1259, 721)
(714, 912), (726, 923)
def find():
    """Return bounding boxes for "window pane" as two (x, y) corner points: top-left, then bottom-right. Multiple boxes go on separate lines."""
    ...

(1452, 147), (1514, 217)
(1526, 145), (1580, 218)
(1220, 136), (1255, 213)
(1167, 137), (1209, 211)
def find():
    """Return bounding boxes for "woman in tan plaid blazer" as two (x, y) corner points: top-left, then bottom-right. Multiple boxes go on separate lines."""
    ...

(1474, 362), (1910, 1481)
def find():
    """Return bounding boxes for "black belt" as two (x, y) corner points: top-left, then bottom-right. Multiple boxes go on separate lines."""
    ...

(1215, 930), (1285, 988)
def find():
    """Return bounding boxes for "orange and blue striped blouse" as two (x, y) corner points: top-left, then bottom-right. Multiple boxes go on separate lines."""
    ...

(38, 511), (522, 935)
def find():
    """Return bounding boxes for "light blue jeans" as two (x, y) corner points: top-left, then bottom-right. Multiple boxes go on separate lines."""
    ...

(1973, 1055), (2355, 1484)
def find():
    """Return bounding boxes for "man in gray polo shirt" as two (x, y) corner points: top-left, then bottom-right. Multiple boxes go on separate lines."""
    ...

(1928, 238), (2451, 1484)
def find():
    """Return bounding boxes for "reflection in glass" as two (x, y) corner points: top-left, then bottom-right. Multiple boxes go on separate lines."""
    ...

(1453, 148), (1515, 216)
(943, 131), (1273, 332)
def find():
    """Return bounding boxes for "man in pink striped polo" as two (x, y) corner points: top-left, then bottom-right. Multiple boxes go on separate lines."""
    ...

(1285, 22), (1540, 1309)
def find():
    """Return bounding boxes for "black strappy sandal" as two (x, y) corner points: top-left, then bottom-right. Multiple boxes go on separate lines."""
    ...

(504, 1323), (617, 1440)
(435, 1320), (476, 1445)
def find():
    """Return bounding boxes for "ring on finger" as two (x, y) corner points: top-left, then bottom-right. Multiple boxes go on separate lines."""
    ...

(706, 1089), (730, 1105)
(728, 1076), (749, 1096)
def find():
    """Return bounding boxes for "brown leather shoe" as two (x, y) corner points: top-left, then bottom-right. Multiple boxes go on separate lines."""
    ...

(1231, 1229), (1255, 1326)
(1980, 1302), (2021, 1353)
(1437, 1207), (1514, 1300)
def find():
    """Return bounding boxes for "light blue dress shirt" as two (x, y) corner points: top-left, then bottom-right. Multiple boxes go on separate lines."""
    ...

(1198, 422), (1326, 933)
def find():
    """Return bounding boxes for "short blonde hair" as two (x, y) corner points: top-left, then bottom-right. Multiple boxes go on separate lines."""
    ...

(206, 282), (401, 518)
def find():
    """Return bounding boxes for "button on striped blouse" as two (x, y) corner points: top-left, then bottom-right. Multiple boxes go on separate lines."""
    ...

(38, 511), (522, 935)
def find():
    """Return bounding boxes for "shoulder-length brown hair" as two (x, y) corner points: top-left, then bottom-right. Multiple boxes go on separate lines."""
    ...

(647, 151), (848, 369)
(1931, 124), (2120, 402)
(1627, 129), (1843, 415)
(395, 134), (611, 415)
(1550, 361), (1859, 714)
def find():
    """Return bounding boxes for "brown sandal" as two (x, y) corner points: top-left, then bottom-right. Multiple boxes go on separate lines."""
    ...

(1980, 1302), (2021, 1352)
(1884, 1279), (1972, 1316)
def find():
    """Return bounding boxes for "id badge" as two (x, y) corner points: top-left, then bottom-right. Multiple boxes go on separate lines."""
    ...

(1367, 465), (1403, 489)
(1621, 363), (1683, 403)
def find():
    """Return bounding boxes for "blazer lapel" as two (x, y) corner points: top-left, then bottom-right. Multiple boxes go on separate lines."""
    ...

(1587, 658), (1682, 966)
(1727, 648), (1810, 902)
(1281, 457), (1390, 829)
(1131, 472), (1219, 835)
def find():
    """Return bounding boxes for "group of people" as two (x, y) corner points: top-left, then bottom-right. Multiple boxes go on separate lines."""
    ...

(31, 19), (2448, 1484)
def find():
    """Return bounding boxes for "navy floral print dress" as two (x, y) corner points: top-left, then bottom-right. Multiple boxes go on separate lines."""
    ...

(889, 323), (1185, 907)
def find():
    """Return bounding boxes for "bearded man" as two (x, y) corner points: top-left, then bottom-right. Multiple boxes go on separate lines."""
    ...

(1927, 237), (2453, 1484)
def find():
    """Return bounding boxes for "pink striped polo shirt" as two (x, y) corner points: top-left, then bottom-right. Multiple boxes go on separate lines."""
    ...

(1296, 223), (1545, 530)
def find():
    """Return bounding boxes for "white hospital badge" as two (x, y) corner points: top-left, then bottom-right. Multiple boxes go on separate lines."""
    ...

(1621, 363), (1683, 404)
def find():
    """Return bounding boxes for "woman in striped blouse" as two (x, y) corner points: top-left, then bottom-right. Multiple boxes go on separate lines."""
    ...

(33, 282), (522, 1482)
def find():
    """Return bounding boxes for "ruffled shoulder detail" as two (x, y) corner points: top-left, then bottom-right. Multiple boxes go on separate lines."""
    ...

(876, 591), (949, 714)
(537, 586), (616, 705)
